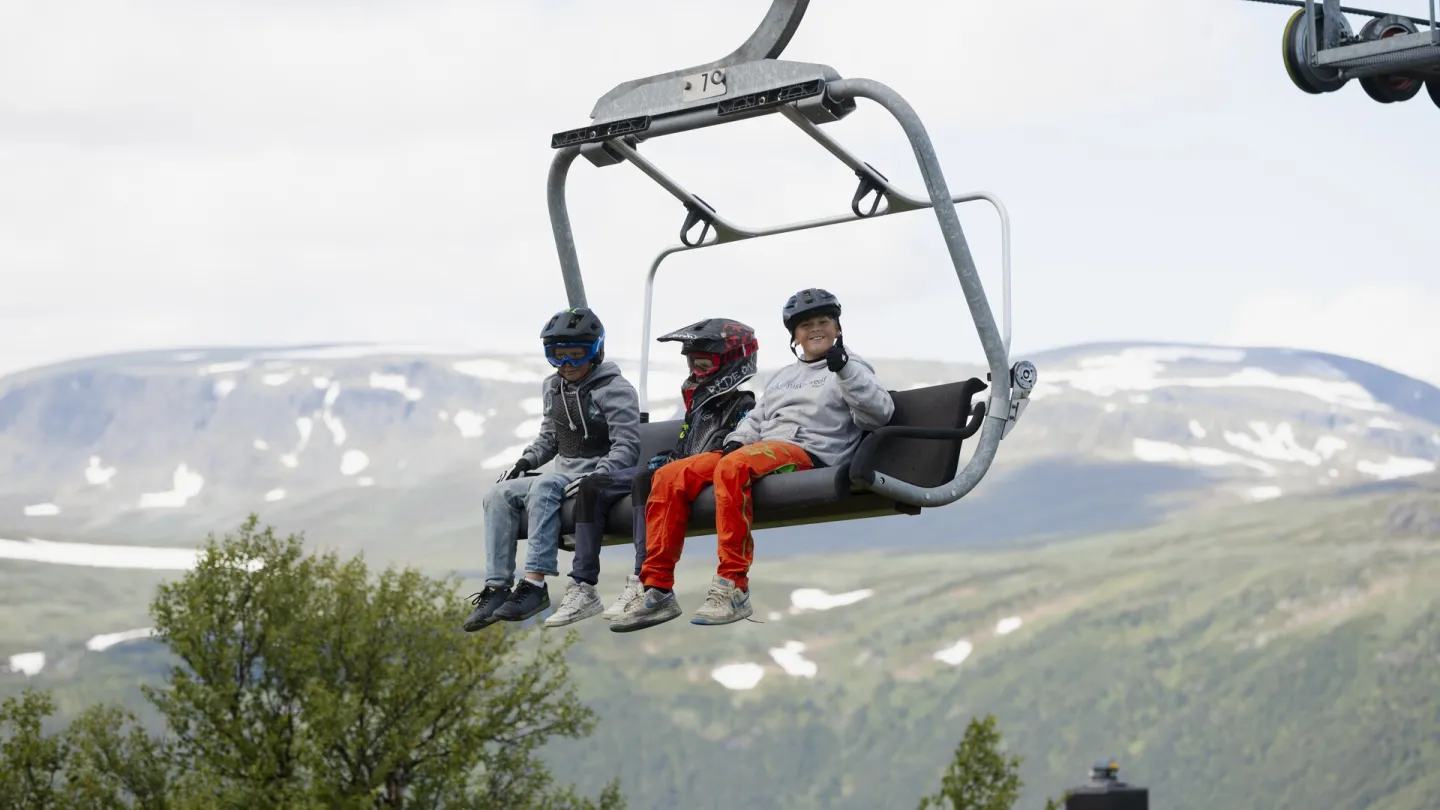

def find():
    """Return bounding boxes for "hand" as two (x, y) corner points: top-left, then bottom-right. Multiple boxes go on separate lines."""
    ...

(825, 334), (849, 373)
(647, 453), (674, 471)
(563, 476), (587, 498)
(495, 457), (533, 483)
(721, 440), (743, 455)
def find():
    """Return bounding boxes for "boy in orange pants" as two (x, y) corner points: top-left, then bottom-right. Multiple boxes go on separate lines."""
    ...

(612, 288), (894, 632)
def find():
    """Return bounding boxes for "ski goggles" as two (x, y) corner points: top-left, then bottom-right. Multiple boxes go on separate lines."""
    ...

(544, 334), (604, 368)
(685, 351), (724, 378)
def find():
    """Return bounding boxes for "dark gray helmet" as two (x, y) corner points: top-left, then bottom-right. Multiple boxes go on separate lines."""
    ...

(540, 307), (605, 368)
(782, 288), (841, 334)
(540, 307), (605, 345)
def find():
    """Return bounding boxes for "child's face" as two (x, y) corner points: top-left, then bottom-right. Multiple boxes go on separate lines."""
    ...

(793, 315), (839, 359)
(686, 353), (716, 377)
(552, 347), (593, 382)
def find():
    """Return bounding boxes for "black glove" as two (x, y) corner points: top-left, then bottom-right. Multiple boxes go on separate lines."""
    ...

(496, 457), (533, 483)
(825, 334), (849, 372)
(721, 440), (743, 455)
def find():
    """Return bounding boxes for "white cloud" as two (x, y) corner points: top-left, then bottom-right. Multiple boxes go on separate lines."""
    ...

(1222, 285), (1440, 386)
(0, 0), (1437, 380)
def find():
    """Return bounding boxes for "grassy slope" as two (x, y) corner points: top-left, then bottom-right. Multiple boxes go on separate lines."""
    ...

(3, 478), (1439, 809)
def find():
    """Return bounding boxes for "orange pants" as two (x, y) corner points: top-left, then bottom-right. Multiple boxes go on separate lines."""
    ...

(640, 441), (814, 592)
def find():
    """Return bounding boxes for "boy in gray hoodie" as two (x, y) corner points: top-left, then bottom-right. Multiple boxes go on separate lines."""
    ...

(612, 288), (893, 633)
(463, 307), (641, 631)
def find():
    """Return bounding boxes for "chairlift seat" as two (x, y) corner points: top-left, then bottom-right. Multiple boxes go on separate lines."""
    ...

(500, 377), (988, 550)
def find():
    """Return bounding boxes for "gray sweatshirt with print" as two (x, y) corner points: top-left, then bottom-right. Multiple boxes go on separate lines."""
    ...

(724, 351), (894, 468)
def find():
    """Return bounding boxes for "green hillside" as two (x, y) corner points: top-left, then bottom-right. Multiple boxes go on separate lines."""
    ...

(4, 476), (1440, 809)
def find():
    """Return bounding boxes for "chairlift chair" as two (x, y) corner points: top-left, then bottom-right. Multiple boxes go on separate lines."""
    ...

(509, 0), (1039, 548)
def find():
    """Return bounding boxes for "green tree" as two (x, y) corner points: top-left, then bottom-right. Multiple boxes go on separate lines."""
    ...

(918, 714), (1062, 810)
(0, 516), (626, 810)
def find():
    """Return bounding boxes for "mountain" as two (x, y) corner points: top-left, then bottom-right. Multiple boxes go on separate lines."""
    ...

(2, 341), (1438, 560)
(5, 465), (1440, 810)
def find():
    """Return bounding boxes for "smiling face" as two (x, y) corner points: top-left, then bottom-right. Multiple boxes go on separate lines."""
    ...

(792, 314), (840, 360)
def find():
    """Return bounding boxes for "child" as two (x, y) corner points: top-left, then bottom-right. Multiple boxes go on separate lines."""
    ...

(611, 288), (894, 633)
(462, 306), (641, 631)
(545, 317), (759, 628)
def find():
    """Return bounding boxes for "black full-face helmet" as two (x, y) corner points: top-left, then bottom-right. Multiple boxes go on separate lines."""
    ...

(657, 317), (759, 410)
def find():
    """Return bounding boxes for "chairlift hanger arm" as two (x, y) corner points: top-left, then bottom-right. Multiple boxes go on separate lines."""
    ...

(589, 0), (811, 120)
(544, 10), (1037, 508)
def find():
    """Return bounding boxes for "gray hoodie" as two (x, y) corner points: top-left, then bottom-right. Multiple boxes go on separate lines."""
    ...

(519, 360), (642, 478)
(724, 351), (894, 469)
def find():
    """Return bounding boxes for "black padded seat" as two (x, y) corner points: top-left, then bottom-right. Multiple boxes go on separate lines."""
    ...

(505, 377), (988, 551)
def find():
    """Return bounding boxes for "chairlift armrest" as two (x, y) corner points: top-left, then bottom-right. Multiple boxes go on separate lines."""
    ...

(848, 402), (987, 487)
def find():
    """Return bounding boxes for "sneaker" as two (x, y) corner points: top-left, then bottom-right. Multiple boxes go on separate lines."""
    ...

(602, 574), (645, 622)
(544, 580), (605, 628)
(492, 579), (550, 623)
(689, 575), (752, 626)
(461, 585), (512, 632)
(609, 586), (683, 633)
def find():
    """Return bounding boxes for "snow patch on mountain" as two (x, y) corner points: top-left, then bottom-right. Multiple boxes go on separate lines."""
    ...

(86, 628), (156, 652)
(23, 503), (59, 517)
(340, 450), (370, 476)
(5, 652), (45, 677)
(451, 410), (485, 438)
(769, 641), (818, 678)
(1357, 457), (1438, 480)
(137, 464), (204, 509)
(453, 359), (550, 384)
(85, 456), (117, 486)
(1132, 439), (1276, 475)
(711, 662), (765, 691)
(1041, 346), (1390, 412)
(369, 372), (423, 401)
(0, 536), (201, 570)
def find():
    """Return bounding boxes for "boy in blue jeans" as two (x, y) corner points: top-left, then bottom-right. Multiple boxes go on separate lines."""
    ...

(462, 307), (641, 631)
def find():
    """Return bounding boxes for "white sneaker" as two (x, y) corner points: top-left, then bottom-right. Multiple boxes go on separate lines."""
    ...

(544, 580), (604, 628)
(602, 574), (645, 622)
(689, 575), (752, 626)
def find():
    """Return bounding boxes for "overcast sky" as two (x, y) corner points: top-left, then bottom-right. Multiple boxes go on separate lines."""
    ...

(3, 0), (1438, 384)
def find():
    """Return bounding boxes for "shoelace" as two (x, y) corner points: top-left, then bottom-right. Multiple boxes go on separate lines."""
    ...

(698, 582), (731, 613)
(505, 582), (538, 604)
(557, 584), (584, 611)
(469, 587), (502, 607)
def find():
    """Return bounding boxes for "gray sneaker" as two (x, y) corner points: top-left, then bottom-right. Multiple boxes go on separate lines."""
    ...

(545, 580), (604, 628)
(689, 575), (752, 626)
(609, 587), (682, 633)
(602, 574), (645, 622)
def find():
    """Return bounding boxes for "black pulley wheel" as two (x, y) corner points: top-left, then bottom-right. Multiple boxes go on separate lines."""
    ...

(1282, 8), (1350, 94)
(1358, 16), (1424, 103)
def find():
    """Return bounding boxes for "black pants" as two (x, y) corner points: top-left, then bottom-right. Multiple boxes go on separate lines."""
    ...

(569, 465), (654, 586)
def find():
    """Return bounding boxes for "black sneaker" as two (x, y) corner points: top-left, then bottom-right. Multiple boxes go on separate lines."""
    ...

(462, 585), (512, 632)
(493, 579), (550, 622)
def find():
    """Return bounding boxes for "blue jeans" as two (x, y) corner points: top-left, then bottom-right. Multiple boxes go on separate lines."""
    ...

(483, 472), (571, 587)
